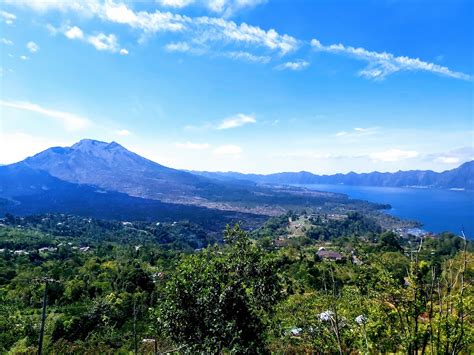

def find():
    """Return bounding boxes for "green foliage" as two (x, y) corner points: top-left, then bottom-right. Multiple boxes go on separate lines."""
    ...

(0, 212), (472, 353)
(155, 225), (283, 353)
(306, 212), (382, 240)
(379, 230), (403, 251)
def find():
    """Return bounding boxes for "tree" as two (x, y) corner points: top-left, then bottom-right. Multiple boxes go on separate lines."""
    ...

(155, 225), (283, 353)
(379, 231), (403, 252)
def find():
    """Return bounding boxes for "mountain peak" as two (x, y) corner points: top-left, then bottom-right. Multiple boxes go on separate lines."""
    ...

(18, 138), (206, 201)
(71, 139), (124, 151)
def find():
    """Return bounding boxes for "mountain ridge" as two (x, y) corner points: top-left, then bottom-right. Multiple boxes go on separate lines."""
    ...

(192, 160), (474, 190)
(2, 139), (393, 220)
(0, 163), (266, 231)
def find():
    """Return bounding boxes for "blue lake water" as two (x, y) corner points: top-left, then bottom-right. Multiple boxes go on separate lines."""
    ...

(301, 184), (474, 237)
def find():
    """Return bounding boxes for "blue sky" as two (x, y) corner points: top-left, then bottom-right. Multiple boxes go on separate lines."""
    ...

(0, 0), (472, 173)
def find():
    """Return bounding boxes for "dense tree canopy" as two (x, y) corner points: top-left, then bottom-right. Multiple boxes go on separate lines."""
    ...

(0, 213), (472, 353)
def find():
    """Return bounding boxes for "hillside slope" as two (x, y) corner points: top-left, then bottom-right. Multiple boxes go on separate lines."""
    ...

(0, 164), (265, 230)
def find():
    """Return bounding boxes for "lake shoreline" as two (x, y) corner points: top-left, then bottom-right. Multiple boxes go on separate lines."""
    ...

(298, 183), (474, 238)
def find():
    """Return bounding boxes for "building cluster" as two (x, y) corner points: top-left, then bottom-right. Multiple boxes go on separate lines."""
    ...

(0, 243), (91, 256)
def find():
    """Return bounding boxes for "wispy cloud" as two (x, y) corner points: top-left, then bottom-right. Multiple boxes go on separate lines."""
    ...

(50, 24), (128, 54)
(157, 0), (267, 16)
(26, 41), (40, 53)
(0, 100), (91, 131)
(6, 0), (469, 80)
(186, 113), (257, 131)
(159, 0), (195, 8)
(5, 0), (98, 13)
(175, 141), (211, 150)
(1, 38), (13, 45)
(224, 51), (270, 64)
(217, 113), (256, 129)
(275, 60), (310, 71)
(207, 0), (267, 17)
(311, 39), (471, 81)
(165, 41), (203, 54)
(335, 127), (380, 137)
(428, 147), (474, 165)
(369, 149), (419, 162)
(13, 0), (297, 56)
(0, 10), (16, 25)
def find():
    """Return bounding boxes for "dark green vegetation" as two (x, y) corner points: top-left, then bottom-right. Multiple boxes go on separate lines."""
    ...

(1, 212), (472, 353)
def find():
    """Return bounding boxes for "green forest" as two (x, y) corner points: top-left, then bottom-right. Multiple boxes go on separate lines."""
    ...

(0, 212), (472, 354)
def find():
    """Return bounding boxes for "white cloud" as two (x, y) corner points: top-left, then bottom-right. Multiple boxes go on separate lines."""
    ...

(175, 141), (211, 150)
(8, 0), (467, 79)
(4, 0), (101, 14)
(1, 38), (13, 45)
(165, 41), (192, 52)
(207, 0), (267, 17)
(115, 129), (131, 136)
(213, 144), (242, 156)
(26, 41), (40, 53)
(335, 127), (379, 137)
(52, 24), (123, 54)
(369, 149), (419, 162)
(0, 100), (92, 131)
(101, 1), (187, 32)
(275, 59), (309, 71)
(224, 51), (270, 63)
(20, 55), (28, 60)
(193, 17), (299, 55)
(431, 147), (474, 165)
(64, 26), (84, 39)
(207, 0), (226, 12)
(14, 0), (297, 56)
(157, 0), (266, 15)
(87, 33), (119, 52)
(217, 113), (256, 129)
(186, 113), (257, 130)
(159, 0), (195, 8)
(0, 10), (16, 25)
(311, 39), (471, 81)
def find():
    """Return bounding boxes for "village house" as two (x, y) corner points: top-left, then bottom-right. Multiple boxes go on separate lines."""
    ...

(317, 247), (344, 261)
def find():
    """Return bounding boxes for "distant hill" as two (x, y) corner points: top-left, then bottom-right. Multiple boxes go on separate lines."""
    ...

(0, 164), (265, 231)
(193, 161), (474, 190)
(0, 139), (390, 223)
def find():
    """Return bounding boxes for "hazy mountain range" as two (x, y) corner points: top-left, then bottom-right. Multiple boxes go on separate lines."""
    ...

(194, 161), (474, 190)
(0, 139), (470, 231)
(1, 139), (384, 228)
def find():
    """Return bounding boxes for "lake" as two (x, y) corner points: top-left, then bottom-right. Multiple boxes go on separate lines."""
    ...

(301, 184), (474, 237)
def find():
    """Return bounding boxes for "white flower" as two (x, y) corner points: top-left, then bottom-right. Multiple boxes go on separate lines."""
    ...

(355, 314), (367, 325)
(319, 310), (334, 322)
